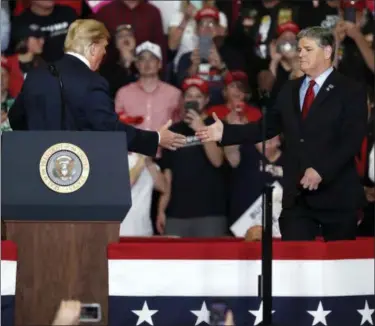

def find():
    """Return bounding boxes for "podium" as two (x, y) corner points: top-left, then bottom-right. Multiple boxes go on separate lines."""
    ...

(2, 131), (131, 326)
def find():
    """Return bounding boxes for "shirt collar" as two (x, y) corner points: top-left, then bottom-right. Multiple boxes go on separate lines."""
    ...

(304, 66), (334, 88)
(66, 51), (91, 70)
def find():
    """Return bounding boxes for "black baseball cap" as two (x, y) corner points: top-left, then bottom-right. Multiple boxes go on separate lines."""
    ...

(13, 24), (44, 45)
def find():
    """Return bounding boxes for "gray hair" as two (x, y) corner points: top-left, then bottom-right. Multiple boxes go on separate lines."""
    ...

(297, 26), (335, 60)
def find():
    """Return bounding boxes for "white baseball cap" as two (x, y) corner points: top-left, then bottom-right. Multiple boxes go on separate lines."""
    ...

(135, 41), (162, 62)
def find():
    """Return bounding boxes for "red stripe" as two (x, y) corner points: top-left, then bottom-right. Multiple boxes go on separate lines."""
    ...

(109, 238), (374, 260)
(1, 241), (18, 261)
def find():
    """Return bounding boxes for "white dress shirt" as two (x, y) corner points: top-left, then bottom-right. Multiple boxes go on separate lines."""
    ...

(66, 51), (91, 69)
(299, 66), (334, 110)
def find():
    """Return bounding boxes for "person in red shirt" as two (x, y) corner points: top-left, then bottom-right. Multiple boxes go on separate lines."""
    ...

(93, 0), (166, 69)
(206, 70), (262, 122)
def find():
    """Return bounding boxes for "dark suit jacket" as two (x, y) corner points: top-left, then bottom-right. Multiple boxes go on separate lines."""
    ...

(8, 54), (159, 157)
(221, 69), (368, 210)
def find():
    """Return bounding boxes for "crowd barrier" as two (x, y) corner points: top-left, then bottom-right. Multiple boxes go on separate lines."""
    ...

(1, 241), (17, 326)
(109, 238), (374, 326)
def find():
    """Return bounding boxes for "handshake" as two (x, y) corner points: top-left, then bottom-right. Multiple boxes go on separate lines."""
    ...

(158, 113), (224, 151)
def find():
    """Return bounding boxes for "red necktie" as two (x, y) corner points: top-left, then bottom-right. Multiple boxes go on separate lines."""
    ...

(302, 80), (316, 119)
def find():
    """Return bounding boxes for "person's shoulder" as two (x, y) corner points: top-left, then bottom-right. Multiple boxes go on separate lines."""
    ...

(13, 8), (32, 21)
(117, 82), (139, 94)
(22, 65), (53, 90)
(94, 0), (117, 16)
(142, 1), (161, 14)
(159, 81), (182, 95)
(206, 105), (229, 119)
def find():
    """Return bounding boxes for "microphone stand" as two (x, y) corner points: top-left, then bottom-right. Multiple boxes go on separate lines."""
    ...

(257, 90), (275, 326)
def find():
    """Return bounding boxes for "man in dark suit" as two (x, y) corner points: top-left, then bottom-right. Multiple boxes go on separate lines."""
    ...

(9, 19), (186, 157)
(196, 26), (368, 241)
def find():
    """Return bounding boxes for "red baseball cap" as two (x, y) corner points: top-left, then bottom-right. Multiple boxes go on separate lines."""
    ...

(225, 71), (248, 86)
(182, 76), (209, 94)
(277, 21), (300, 36)
(195, 7), (220, 23)
(340, 0), (366, 11)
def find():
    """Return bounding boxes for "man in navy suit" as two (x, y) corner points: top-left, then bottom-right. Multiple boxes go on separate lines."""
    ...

(196, 26), (368, 241)
(8, 19), (186, 157)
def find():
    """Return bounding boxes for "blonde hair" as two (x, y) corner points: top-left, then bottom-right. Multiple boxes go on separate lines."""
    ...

(64, 19), (110, 56)
(181, 0), (216, 12)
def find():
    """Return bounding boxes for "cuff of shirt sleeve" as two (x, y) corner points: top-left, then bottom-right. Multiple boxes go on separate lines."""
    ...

(157, 132), (160, 144)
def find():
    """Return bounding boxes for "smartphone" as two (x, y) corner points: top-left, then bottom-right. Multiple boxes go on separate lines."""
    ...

(199, 35), (212, 61)
(209, 302), (229, 326)
(184, 100), (200, 112)
(344, 7), (356, 23)
(79, 303), (101, 323)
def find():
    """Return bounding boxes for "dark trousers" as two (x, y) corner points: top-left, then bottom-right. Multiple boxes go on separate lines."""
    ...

(279, 199), (357, 241)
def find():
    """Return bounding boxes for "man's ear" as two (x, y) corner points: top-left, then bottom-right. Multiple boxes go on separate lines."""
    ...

(324, 45), (333, 60)
(89, 43), (96, 57)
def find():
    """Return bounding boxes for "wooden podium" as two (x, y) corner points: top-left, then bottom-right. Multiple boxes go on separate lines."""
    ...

(2, 132), (132, 326)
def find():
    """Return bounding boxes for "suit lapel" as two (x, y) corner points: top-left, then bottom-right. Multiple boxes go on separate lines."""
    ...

(292, 77), (304, 117)
(303, 69), (339, 120)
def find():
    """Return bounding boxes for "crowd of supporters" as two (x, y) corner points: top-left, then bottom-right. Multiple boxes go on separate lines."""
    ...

(1, 0), (374, 238)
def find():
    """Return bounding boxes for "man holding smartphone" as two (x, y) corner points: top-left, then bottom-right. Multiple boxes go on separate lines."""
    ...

(333, 0), (374, 82)
(156, 76), (227, 238)
(177, 7), (246, 106)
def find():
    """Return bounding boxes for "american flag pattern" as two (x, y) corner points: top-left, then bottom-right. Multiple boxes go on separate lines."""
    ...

(108, 238), (374, 326)
(1, 241), (17, 326)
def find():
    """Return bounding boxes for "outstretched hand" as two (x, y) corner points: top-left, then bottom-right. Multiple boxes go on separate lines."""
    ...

(195, 113), (224, 143)
(158, 120), (186, 151)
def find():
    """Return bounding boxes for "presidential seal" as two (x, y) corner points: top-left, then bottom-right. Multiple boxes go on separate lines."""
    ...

(39, 143), (90, 193)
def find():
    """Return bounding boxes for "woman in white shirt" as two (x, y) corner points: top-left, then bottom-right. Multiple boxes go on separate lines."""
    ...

(167, 0), (228, 71)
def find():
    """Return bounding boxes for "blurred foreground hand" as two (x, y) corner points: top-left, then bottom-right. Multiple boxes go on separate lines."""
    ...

(52, 300), (81, 326)
(225, 309), (235, 325)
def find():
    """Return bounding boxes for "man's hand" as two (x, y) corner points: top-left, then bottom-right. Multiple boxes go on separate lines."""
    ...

(195, 113), (223, 142)
(208, 46), (223, 69)
(184, 109), (205, 131)
(52, 300), (81, 326)
(158, 120), (186, 151)
(225, 310), (235, 326)
(300, 167), (322, 191)
(156, 212), (166, 234)
(190, 49), (201, 67)
(334, 20), (347, 43)
(364, 186), (375, 202)
(344, 21), (361, 41)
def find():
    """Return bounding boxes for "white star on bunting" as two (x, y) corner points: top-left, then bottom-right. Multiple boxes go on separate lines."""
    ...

(358, 300), (374, 325)
(132, 301), (158, 326)
(307, 301), (331, 326)
(191, 301), (210, 325)
(249, 301), (275, 326)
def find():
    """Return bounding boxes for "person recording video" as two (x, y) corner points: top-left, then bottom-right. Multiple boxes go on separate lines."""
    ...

(157, 76), (227, 237)
(333, 0), (374, 82)
(267, 21), (304, 101)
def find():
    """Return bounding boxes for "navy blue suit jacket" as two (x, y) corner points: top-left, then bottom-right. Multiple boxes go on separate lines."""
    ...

(8, 54), (159, 157)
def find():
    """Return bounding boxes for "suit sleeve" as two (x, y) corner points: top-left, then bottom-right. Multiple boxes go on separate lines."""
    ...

(312, 83), (368, 184)
(8, 77), (28, 130)
(85, 77), (159, 157)
(220, 86), (284, 146)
